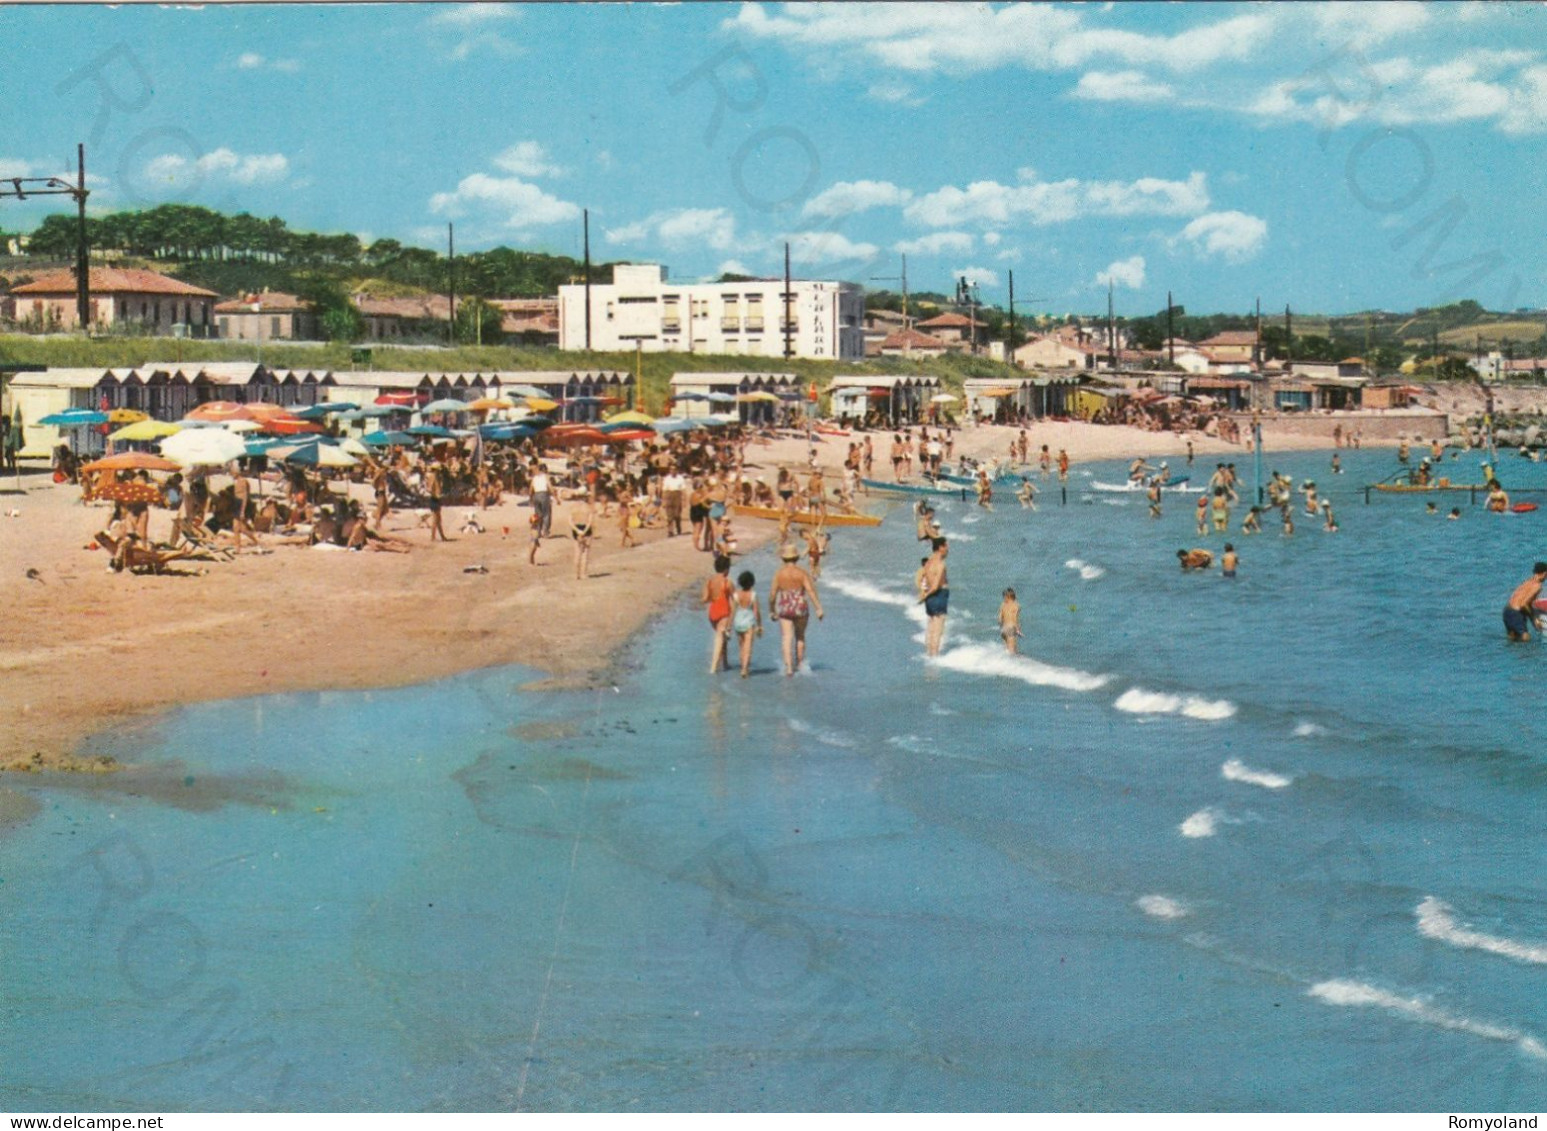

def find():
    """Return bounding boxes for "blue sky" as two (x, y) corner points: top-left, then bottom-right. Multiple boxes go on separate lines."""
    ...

(3, 2), (1544, 317)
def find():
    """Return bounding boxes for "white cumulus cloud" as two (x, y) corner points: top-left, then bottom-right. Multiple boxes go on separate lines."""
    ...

(718, 259), (755, 277)
(605, 207), (748, 253)
(786, 230), (880, 265)
(801, 179), (913, 219)
(1174, 211), (1267, 264)
(1095, 255), (1146, 289)
(429, 173), (580, 229)
(493, 141), (565, 179)
(904, 170), (1208, 228)
(950, 265), (1000, 289)
(893, 231), (974, 257)
(1071, 70), (1176, 103)
(429, 3), (522, 59)
(144, 147), (290, 187)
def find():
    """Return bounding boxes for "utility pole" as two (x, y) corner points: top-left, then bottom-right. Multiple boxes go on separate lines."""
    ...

(0, 144), (93, 329)
(1106, 281), (1116, 371)
(447, 222), (456, 347)
(1284, 304), (1293, 360)
(1007, 269), (1014, 361)
(783, 242), (794, 360)
(1167, 290), (1175, 366)
(583, 208), (592, 351)
(75, 144), (90, 330)
(1255, 297), (1262, 368)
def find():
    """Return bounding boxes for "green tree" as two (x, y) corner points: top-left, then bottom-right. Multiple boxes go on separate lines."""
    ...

(454, 297), (504, 345)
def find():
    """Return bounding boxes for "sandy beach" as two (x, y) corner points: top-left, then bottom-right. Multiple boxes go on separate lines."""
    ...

(0, 415), (1372, 777)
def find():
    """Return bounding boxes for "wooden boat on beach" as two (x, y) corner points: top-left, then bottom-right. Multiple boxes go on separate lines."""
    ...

(859, 477), (968, 497)
(730, 503), (882, 528)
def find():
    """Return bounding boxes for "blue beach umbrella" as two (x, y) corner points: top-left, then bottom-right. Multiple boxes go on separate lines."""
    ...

(361, 430), (416, 447)
(651, 417), (700, 434)
(293, 402), (358, 420)
(422, 397), (469, 414)
(284, 441), (358, 468)
(39, 408), (109, 426)
(406, 424), (455, 438)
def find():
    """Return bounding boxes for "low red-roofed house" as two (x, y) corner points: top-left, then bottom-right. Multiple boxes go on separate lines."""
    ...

(915, 311), (987, 349)
(9, 267), (217, 334)
(879, 327), (949, 359)
(492, 298), (559, 346)
(214, 290), (320, 342)
(354, 293), (452, 340)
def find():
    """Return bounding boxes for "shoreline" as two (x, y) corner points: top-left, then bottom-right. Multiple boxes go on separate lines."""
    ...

(0, 419), (1352, 781)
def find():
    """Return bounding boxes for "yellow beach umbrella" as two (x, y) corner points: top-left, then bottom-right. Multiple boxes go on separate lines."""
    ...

(110, 418), (184, 442)
(604, 409), (655, 425)
(525, 397), (559, 412)
(468, 397), (515, 412)
(108, 408), (149, 425)
(736, 391), (780, 403)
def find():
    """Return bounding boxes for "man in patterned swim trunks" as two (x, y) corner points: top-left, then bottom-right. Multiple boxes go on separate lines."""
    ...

(919, 536), (950, 657)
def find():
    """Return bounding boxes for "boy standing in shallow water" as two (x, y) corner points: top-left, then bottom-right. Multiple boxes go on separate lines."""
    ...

(998, 588), (1022, 654)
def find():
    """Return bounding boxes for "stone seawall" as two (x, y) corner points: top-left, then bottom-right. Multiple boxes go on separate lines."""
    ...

(1232, 410), (1448, 447)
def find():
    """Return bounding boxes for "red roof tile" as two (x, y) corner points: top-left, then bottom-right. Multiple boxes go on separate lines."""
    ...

(11, 267), (217, 298)
(214, 291), (314, 313)
(881, 328), (949, 350)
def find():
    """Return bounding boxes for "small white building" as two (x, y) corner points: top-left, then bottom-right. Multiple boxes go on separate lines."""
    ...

(667, 372), (803, 424)
(1014, 335), (1096, 370)
(963, 376), (1037, 422)
(559, 264), (865, 360)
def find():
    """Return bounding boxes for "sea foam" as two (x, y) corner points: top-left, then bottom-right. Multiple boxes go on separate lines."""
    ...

(1416, 897), (1547, 966)
(1064, 558), (1106, 581)
(929, 641), (1111, 693)
(788, 718), (856, 749)
(1179, 808), (1224, 838)
(1136, 894), (1190, 920)
(1221, 758), (1293, 790)
(1308, 979), (1547, 1059)
(1114, 688), (1237, 721)
(1292, 721), (1328, 737)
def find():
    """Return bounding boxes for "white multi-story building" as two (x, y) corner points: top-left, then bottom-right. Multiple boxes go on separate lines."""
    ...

(558, 264), (865, 360)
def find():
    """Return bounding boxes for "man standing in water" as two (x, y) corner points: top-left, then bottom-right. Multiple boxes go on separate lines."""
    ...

(1503, 562), (1547, 641)
(919, 536), (950, 657)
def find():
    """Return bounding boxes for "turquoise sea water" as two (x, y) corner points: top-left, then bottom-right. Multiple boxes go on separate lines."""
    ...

(4, 447), (1547, 1112)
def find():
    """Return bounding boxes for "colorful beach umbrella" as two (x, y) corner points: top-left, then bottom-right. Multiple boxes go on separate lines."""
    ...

(160, 428), (249, 467)
(505, 384), (550, 399)
(283, 442), (358, 468)
(468, 397), (514, 411)
(39, 408), (109, 427)
(183, 402), (251, 424)
(106, 408), (149, 425)
(293, 402), (359, 420)
(603, 410), (655, 426)
(422, 397), (469, 413)
(406, 424), (455, 438)
(735, 391), (780, 403)
(650, 417), (700, 434)
(524, 397), (559, 413)
(81, 451), (182, 473)
(109, 419), (183, 442)
(94, 479), (165, 506)
(361, 430), (416, 447)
